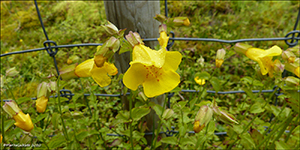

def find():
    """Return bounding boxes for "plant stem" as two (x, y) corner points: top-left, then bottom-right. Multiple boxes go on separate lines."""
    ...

(129, 96), (134, 150)
(151, 97), (167, 150)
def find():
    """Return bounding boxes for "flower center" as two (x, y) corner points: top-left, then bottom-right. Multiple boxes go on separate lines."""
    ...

(144, 65), (163, 82)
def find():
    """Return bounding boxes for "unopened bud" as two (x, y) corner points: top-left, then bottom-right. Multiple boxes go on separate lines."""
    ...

(216, 49), (226, 68)
(273, 59), (284, 73)
(234, 43), (252, 55)
(173, 17), (190, 27)
(125, 31), (144, 47)
(218, 109), (239, 125)
(282, 50), (296, 63)
(6, 67), (19, 77)
(0, 75), (5, 88)
(159, 24), (167, 33)
(138, 92), (148, 101)
(162, 109), (174, 120)
(37, 82), (49, 98)
(95, 37), (120, 57)
(197, 56), (205, 67)
(285, 62), (300, 78)
(59, 63), (79, 80)
(286, 46), (300, 57)
(48, 81), (57, 94)
(285, 76), (300, 87)
(102, 21), (119, 35)
(154, 14), (167, 23)
(67, 55), (80, 64)
(193, 105), (213, 133)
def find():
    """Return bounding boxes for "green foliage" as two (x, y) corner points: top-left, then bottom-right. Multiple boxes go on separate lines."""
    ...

(1, 1), (299, 149)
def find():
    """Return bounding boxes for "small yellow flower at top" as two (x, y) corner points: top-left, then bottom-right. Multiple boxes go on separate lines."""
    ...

(194, 76), (205, 85)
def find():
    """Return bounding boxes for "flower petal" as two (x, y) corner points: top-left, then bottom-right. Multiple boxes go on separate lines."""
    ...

(90, 64), (111, 87)
(163, 51), (182, 71)
(246, 48), (266, 61)
(157, 31), (169, 49)
(103, 62), (118, 75)
(143, 69), (180, 97)
(75, 59), (94, 77)
(265, 45), (282, 57)
(123, 63), (147, 91)
(131, 44), (166, 68)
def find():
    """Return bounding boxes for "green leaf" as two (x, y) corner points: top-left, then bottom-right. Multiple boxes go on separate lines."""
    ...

(242, 87), (254, 100)
(16, 97), (32, 104)
(34, 114), (48, 123)
(76, 131), (90, 141)
(275, 141), (290, 150)
(4, 120), (15, 132)
(132, 107), (151, 121)
(241, 76), (253, 85)
(152, 104), (163, 119)
(51, 112), (60, 129)
(209, 77), (221, 93)
(161, 136), (178, 145)
(119, 38), (132, 54)
(162, 109), (174, 120)
(240, 133), (256, 148)
(250, 102), (265, 114)
(195, 71), (210, 80)
(207, 121), (215, 136)
(115, 110), (130, 123)
(195, 100), (212, 107)
(180, 137), (196, 146)
(48, 134), (66, 149)
(179, 125), (187, 137)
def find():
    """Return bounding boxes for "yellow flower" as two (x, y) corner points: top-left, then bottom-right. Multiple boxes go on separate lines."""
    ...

(295, 67), (300, 77)
(75, 55), (118, 87)
(123, 44), (182, 98)
(245, 45), (282, 75)
(13, 111), (34, 132)
(215, 59), (224, 68)
(3, 100), (34, 132)
(0, 134), (2, 143)
(157, 31), (169, 49)
(194, 77), (205, 85)
(193, 121), (205, 133)
(36, 96), (48, 113)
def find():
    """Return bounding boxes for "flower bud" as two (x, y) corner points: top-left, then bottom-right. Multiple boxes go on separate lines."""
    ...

(67, 55), (80, 65)
(0, 134), (2, 144)
(59, 63), (79, 80)
(285, 76), (300, 87)
(217, 110), (239, 125)
(193, 105), (213, 133)
(285, 62), (300, 78)
(286, 46), (300, 57)
(48, 81), (57, 94)
(216, 49), (226, 68)
(102, 21), (119, 35)
(3, 100), (34, 132)
(0, 75), (5, 88)
(158, 25), (169, 48)
(138, 92), (148, 101)
(173, 17), (190, 27)
(282, 50), (296, 63)
(234, 43), (252, 55)
(197, 56), (205, 67)
(194, 76), (205, 85)
(273, 59), (284, 73)
(3, 100), (21, 117)
(96, 36), (120, 55)
(159, 24), (167, 33)
(125, 31), (144, 47)
(162, 109), (174, 120)
(37, 82), (49, 99)
(154, 14), (167, 23)
(6, 67), (19, 77)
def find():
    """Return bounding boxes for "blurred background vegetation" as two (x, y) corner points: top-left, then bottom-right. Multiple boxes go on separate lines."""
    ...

(1, 1), (299, 99)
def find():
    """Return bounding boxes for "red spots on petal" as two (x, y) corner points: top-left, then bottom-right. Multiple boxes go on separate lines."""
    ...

(157, 79), (159, 82)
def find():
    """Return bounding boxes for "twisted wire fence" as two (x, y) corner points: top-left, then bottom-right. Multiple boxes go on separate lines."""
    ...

(1, 0), (300, 138)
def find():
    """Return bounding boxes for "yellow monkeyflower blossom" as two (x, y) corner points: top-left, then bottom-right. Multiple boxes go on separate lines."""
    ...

(194, 77), (205, 85)
(75, 55), (118, 87)
(36, 96), (48, 113)
(3, 100), (34, 132)
(123, 30), (182, 98)
(245, 45), (282, 75)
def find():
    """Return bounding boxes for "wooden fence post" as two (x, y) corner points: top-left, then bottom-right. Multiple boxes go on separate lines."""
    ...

(104, 1), (164, 146)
